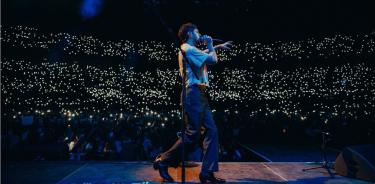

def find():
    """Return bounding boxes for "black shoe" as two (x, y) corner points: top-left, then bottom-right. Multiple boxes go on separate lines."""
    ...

(153, 159), (174, 182)
(199, 172), (226, 183)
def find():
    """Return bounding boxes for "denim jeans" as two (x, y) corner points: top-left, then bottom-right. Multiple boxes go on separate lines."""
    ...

(158, 85), (219, 173)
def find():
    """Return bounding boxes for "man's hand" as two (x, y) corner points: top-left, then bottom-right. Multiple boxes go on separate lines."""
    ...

(218, 41), (233, 50)
(200, 35), (213, 46)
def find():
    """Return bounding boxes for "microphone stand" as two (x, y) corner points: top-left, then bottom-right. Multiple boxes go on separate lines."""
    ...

(302, 131), (334, 178)
(180, 49), (187, 183)
(142, 3), (189, 182)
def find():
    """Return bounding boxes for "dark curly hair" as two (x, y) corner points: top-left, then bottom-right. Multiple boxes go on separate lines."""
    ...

(177, 22), (197, 43)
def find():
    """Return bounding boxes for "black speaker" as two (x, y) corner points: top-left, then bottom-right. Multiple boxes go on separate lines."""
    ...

(334, 144), (375, 182)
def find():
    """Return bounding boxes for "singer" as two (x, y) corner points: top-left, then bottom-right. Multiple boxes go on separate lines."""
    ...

(153, 22), (232, 183)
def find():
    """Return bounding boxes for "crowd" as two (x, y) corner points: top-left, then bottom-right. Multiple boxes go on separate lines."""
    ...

(1, 59), (374, 121)
(1, 26), (374, 63)
(3, 107), (251, 161)
(1, 26), (375, 161)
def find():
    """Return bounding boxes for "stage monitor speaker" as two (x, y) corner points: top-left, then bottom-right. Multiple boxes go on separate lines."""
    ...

(334, 144), (375, 182)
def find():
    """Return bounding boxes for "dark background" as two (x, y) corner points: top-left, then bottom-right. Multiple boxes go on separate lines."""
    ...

(3, 0), (375, 41)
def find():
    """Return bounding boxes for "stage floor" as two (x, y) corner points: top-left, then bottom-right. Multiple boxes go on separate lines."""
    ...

(3, 161), (372, 184)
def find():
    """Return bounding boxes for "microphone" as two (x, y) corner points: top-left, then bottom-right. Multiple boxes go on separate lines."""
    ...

(212, 38), (224, 42)
(199, 36), (224, 43)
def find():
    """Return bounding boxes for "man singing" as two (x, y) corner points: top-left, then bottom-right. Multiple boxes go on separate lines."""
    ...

(153, 22), (232, 183)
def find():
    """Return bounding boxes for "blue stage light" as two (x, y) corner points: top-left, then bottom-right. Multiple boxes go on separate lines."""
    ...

(80, 0), (103, 20)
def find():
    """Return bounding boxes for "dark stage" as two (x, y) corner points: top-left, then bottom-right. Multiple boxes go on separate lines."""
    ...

(3, 161), (372, 184)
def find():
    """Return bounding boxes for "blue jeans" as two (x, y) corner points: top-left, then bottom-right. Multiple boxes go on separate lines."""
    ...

(158, 85), (219, 173)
